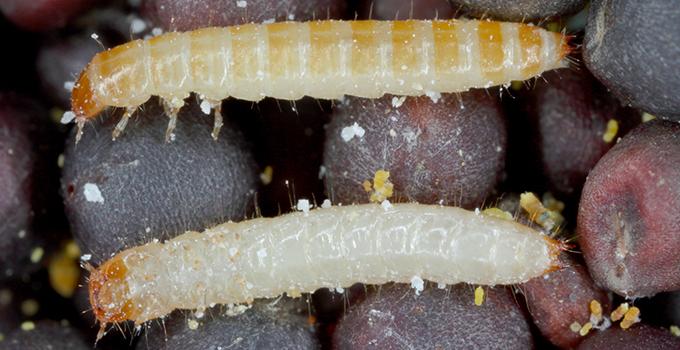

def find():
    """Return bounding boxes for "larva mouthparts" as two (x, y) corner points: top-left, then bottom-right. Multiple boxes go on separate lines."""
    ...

(69, 19), (572, 142)
(88, 202), (565, 341)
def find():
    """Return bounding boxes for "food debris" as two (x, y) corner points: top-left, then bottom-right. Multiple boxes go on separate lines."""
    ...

(570, 321), (582, 333)
(602, 119), (619, 143)
(410, 276), (424, 295)
(296, 199), (311, 214)
(83, 183), (104, 203)
(60, 111), (75, 124)
(620, 306), (641, 329)
(610, 303), (629, 322)
(20, 321), (35, 331)
(590, 299), (603, 324)
(20, 299), (39, 317)
(579, 322), (593, 336)
(474, 286), (484, 306)
(391, 96), (406, 108)
(520, 192), (563, 231)
(187, 319), (199, 330)
(670, 325), (680, 337)
(30, 247), (44, 263)
(321, 199), (332, 208)
(380, 199), (393, 211)
(260, 165), (273, 185)
(641, 112), (656, 122)
(48, 241), (81, 298)
(364, 170), (394, 203)
(199, 100), (211, 115)
(340, 122), (366, 142)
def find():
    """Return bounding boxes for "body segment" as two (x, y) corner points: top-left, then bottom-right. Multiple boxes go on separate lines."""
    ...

(70, 19), (571, 141)
(89, 203), (562, 336)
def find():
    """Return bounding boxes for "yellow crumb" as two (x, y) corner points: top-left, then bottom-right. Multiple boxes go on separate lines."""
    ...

(20, 321), (35, 331)
(620, 306), (640, 329)
(670, 325), (680, 337)
(474, 286), (485, 306)
(602, 119), (619, 143)
(611, 303), (629, 322)
(30, 247), (44, 263)
(520, 192), (560, 230)
(590, 299), (603, 323)
(64, 241), (80, 259)
(542, 192), (565, 213)
(570, 322), (582, 333)
(579, 322), (593, 336)
(367, 170), (394, 203)
(48, 242), (81, 298)
(259, 166), (273, 185)
(481, 208), (514, 221)
(362, 180), (372, 192)
(642, 112), (656, 122)
(20, 299), (39, 317)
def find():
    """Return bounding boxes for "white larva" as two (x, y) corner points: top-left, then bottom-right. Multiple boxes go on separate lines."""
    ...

(88, 203), (563, 339)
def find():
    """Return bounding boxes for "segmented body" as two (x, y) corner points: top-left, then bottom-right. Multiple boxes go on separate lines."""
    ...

(89, 203), (563, 338)
(70, 19), (571, 141)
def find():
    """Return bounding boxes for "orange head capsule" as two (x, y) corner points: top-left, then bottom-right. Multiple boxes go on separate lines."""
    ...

(71, 66), (105, 123)
(87, 257), (136, 341)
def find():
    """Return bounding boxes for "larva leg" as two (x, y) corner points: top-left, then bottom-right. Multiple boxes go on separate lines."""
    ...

(75, 118), (85, 144)
(207, 99), (223, 140)
(112, 107), (136, 140)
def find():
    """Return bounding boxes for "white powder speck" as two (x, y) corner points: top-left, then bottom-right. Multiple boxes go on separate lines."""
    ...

(437, 282), (446, 289)
(83, 183), (104, 203)
(321, 199), (332, 208)
(90, 33), (99, 40)
(262, 18), (275, 24)
(63, 81), (75, 92)
(389, 129), (397, 137)
(381, 200), (393, 211)
(81, 254), (92, 262)
(296, 199), (311, 213)
(151, 27), (163, 36)
(336, 287), (344, 293)
(410, 276), (424, 295)
(236, 0), (247, 7)
(340, 122), (365, 142)
(195, 310), (205, 318)
(391, 96), (406, 108)
(287, 13), (295, 20)
(257, 248), (267, 258)
(130, 18), (147, 34)
(496, 146), (502, 152)
(318, 165), (326, 179)
(199, 100), (212, 115)
(474, 208), (480, 215)
(425, 91), (441, 103)
(145, 227), (151, 233)
(246, 282), (253, 289)
(61, 111), (76, 124)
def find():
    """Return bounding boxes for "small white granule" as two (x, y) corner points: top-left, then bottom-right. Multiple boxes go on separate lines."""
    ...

(335, 287), (344, 293)
(90, 33), (99, 40)
(318, 165), (326, 179)
(63, 81), (75, 92)
(437, 282), (446, 289)
(81, 254), (92, 262)
(257, 248), (267, 258)
(61, 111), (76, 124)
(389, 129), (397, 137)
(425, 91), (441, 103)
(151, 27), (163, 36)
(145, 227), (151, 233)
(321, 199), (332, 208)
(236, 0), (247, 8)
(83, 183), (104, 203)
(340, 122), (365, 142)
(262, 18), (275, 24)
(199, 100), (212, 115)
(287, 13), (295, 20)
(130, 18), (147, 34)
(391, 96), (406, 108)
(381, 199), (393, 211)
(187, 319), (199, 330)
(296, 199), (311, 213)
(410, 276), (424, 295)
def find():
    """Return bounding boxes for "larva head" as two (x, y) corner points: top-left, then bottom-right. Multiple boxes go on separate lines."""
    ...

(88, 257), (136, 329)
(71, 66), (104, 122)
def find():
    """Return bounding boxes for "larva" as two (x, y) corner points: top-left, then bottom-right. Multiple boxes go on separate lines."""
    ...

(69, 19), (571, 142)
(88, 202), (564, 340)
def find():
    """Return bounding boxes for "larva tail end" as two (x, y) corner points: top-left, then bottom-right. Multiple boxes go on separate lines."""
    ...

(557, 33), (576, 61)
(71, 67), (104, 124)
(543, 236), (571, 274)
(88, 257), (136, 327)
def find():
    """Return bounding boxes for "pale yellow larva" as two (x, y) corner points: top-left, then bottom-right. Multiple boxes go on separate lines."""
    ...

(69, 19), (571, 142)
(88, 203), (564, 340)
